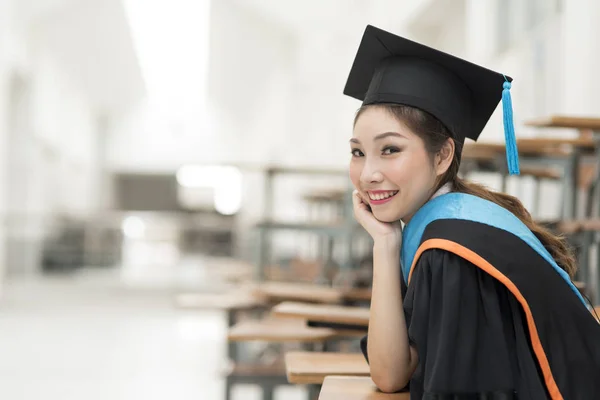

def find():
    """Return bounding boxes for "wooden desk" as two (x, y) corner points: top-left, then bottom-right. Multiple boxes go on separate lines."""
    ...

(517, 137), (595, 150)
(285, 351), (369, 384)
(285, 351), (371, 385)
(253, 282), (343, 304)
(174, 291), (264, 311)
(228, 317), (336, 343)
(341, 288), (372, 302)
(252, 282), (371, 304)
(462, 143), (501, 161)
(462, 137), (597, 218)
(463, 138), (590, 158)
(319, 376), (409, 400)
(303, 189), (347, 203)
(272, 301), (369, 327)
(525, 116), (600, 131)
(254, 220), (347, 234)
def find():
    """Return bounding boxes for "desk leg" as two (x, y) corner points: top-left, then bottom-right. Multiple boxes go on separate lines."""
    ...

(225, 310), (236, 400)
(262, 386), (274, 400)
(227, 310), (238, 362)
(255, 227), (271, 282)
(308, 384), (321, 400)
(316, 235), (334, 284)
(500, 174), (506, 193)
(576, 231), (592, 284)
(587, 132), (600, 218)
(571, 150), (581, 219)
(561, 150), (580, 219)
(257, 169), (275, 282)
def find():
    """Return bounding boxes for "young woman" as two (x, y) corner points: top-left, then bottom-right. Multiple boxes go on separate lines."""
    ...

(346, 25), (600, 399)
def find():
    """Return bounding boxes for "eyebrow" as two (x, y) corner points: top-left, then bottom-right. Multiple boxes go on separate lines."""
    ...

(349, 131), (407, 144)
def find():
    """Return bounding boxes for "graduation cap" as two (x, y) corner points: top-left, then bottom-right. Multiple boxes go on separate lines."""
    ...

(344, 25), (520, 175)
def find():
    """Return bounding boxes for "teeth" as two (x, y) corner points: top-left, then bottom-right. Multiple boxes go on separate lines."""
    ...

(368, 191), (397, 200)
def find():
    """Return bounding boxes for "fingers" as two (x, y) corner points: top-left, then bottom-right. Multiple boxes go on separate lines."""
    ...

(352, 190), (367, 210)
(352, 189), (368, 204)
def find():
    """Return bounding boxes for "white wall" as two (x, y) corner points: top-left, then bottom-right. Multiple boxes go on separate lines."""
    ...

(0, 0), (14, 291)
(0, 0), (108, 277)
(562, 0), (600, 115)
(105, 0), (600, 262)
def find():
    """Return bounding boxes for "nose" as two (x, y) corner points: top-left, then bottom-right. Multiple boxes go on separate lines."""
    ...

(360, 159), (384, 185)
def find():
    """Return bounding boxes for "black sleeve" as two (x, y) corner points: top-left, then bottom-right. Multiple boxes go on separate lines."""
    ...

(363, 248), (548, 399)
(405, 249), (547, 398)
(359, 334), (369, 363)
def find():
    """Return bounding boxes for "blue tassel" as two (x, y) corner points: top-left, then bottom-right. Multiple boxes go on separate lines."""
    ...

(502, 75), (520, 175)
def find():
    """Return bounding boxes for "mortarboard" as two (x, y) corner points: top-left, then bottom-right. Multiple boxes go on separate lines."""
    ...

(344, 25), (520, 175)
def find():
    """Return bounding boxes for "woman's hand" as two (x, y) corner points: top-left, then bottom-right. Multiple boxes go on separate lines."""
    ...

(352, 190), (402, 246)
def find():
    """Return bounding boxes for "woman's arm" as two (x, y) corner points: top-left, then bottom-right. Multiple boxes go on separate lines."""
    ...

(367, 238), (418, 393)
(350, 191), (417, 392)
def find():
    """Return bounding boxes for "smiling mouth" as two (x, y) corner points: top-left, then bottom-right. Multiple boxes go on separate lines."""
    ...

(367, 190), (399, 205)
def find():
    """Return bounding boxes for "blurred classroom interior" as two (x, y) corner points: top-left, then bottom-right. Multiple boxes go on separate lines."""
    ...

(0, 0), (600, 399)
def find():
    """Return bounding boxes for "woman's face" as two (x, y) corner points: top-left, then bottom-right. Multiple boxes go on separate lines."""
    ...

(349, 106), (439, 223)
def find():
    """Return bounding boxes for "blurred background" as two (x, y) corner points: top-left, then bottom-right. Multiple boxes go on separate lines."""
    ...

(0, 0), (599, 399)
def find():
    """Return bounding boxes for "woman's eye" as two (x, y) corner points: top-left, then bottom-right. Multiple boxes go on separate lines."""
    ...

(351, 149), (364, 157)
(382, 146), (401, 155)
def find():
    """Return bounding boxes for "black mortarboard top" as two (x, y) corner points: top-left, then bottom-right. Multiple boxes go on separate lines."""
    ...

(344, 25), (520, 175)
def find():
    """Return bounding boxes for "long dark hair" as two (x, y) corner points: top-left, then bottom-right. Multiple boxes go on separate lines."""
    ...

(354, 103), (577, 278)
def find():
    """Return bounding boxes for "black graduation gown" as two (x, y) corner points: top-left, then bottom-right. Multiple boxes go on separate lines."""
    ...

(361, 219), (600, 399)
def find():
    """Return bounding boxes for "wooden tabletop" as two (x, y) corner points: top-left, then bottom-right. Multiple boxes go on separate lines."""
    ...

(303, 189), (347, 203)
(227, 317), (336, 343)
(174, 291), (264, 311)
(253, 282), (343, 304)
(517, 137), (595, 149)
(341, 287), (372, 302)
(181, 257), (254, 284)
(254, 220), (347, 232)
(557, 218), (600, 233)
(285, 351), (370, 384)
(461, 144), (501, 161)
(272, 301), (370, 327)
(319, 376), (409, 400)
(525, 115), (600, 131)
(266, 166), (348, 175)
(462, 138), (589, 160)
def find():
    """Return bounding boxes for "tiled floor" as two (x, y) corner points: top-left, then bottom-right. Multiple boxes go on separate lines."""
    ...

(0, 267), (306, 400)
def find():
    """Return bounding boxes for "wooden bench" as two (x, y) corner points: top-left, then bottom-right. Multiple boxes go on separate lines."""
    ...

(319, 376), (409, 400)
(272, 301), (370, 329)
(226, 317), (337, 400)
(252, 282), (372, 304)
(223, 360), (286, 382)
(252, 282), (343, 304)
(174, 291), (264, 310)
(285, 351), (369, 385)
(228, 317), (337, 343)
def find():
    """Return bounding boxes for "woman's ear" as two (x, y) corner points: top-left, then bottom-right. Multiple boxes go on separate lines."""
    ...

(435, 138), (455, 176)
